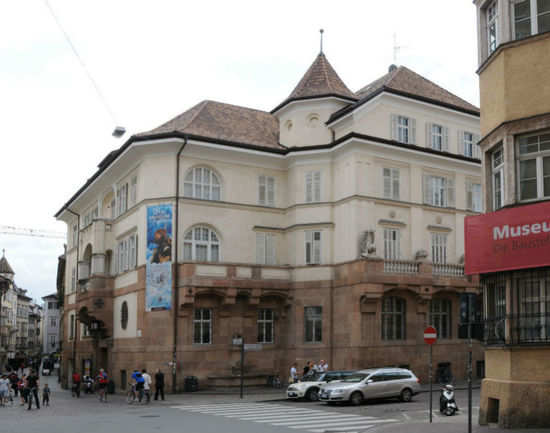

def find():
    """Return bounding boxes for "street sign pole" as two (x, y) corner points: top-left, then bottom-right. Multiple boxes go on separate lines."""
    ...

(424, 326), (437, 424)
(240, 337), (245, 399)
(429, 343), (433, 423)
(468, 323), (472, 433)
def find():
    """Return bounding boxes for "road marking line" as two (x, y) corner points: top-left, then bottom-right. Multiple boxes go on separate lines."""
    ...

(275, 418), (398, 429)
(245, 414), (367, 422)
(265, 415), (375, 426)
(224, 409), (317, 417)
(309, 428), (372, 433)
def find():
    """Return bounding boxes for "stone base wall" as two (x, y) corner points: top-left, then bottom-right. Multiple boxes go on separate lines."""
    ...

(62, 259), (483, 392)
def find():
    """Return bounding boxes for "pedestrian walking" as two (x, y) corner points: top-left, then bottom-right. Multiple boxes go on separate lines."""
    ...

(319, 359), (328, 372)
(0, 374), (10, 406)
(72, 371), (81, 398)
(26, 371), (40, 410)
(19, 375), (28, 406)
(154, 369), (165, 401)
(42, 383), (50, 407)
(131, 370), (145, 403)
(289, 363), (298, 384)
(142, 369), (152, 404)
(302, 361), (310, 377)
(9, 372), (18, 397)
(96, 369), (108, 402)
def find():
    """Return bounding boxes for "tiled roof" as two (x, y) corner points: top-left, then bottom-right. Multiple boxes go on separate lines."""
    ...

(139, 100), (283, 150)
(329, 65), (479, 123)
(0, 255), (14, 275)
(272, 53), (357, 112)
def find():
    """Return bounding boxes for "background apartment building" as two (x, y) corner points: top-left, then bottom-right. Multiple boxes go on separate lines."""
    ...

(56, 52), (483, 391)
(42, 294), (60, 355)
(469, 0), (550, 428)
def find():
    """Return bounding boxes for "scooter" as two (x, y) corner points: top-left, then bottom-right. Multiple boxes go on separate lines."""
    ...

(439, 384), (458, 416)
(84, 377), (94, 394)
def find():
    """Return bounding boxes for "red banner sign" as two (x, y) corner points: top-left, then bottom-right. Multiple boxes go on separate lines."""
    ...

(465, 200), (550, 275)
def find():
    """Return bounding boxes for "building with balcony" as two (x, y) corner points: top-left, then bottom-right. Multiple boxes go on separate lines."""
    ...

(469, 0), (550, 428)
(42, 294), (60, 355)
(56, 51), (482, 391)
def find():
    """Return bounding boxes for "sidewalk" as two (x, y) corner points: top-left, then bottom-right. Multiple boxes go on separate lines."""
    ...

(370, 420), (549, 433)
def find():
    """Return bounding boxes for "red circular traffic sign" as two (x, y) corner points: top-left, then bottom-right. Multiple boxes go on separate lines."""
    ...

(424, 326), (437, 345)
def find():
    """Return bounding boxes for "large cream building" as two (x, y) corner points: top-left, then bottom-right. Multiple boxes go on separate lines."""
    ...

(56, 52), (483, 392)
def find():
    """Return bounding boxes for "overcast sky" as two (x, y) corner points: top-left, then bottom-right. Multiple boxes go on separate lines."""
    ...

(0, 0), (480, 303)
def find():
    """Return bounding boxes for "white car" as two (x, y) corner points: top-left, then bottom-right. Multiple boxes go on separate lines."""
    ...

(286, 371), (355, 401)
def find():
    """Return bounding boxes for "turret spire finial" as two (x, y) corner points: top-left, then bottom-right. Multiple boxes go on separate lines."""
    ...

(320, 29), (324, 54)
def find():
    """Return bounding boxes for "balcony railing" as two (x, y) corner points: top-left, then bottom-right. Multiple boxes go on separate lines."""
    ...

(383, 260), (419, 274)
(484, 313), (550, 345)
(432, 263), (464, 277)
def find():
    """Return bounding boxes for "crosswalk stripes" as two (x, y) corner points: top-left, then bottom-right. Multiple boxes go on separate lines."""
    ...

(170, 402), (398, 432)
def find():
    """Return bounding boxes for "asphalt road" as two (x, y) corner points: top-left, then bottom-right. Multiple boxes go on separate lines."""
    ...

(0, 376), (480, 433)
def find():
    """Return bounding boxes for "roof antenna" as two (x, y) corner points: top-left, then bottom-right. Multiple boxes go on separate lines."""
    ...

(320, 29), (324, 54)
(393, 33), (402, 65)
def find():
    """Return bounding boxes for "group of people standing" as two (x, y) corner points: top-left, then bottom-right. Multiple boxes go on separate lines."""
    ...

(71, 368), (109, 401)
(289, 359), (329, 383)
(0, 368), (50, 410)
(129, 368), (165, 404)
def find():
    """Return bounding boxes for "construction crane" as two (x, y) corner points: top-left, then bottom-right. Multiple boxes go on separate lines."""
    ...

(0, 225), (66, 240)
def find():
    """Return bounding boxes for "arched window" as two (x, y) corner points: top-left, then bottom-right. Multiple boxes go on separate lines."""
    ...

(121, 301), (128, 330)
(381, 296), (406, 340)
(183, 226), (220, 262)
(184, 167), (221, 200)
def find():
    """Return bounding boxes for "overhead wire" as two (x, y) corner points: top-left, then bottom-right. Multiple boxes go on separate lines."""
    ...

(42, 0), (118, 125)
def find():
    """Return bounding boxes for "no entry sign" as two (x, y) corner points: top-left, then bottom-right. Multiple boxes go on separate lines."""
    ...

(424, 326), (437, 345)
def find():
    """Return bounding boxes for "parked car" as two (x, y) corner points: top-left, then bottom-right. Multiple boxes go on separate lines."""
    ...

(286, 370), (355, 401)
(319, 368), (421, 406)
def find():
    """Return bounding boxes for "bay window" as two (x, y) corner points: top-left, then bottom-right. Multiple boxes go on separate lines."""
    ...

(517, 132), (550, 201)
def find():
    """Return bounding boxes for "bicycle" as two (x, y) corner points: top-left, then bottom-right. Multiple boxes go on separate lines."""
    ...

(126, 384), (137, 404)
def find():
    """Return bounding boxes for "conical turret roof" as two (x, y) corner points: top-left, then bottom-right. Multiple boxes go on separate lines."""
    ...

(272, 53), (357, 113)
(0, 252), (14, 275)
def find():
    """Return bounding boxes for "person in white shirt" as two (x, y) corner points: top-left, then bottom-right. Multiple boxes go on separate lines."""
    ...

(141, 369), (152, 404)
(320, 360), (328, 372)
(0, 375), (10, 404)
(289, 363), (298, 383)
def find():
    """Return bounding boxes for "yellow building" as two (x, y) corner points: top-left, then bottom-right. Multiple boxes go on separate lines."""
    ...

(471, 0), (550, 428)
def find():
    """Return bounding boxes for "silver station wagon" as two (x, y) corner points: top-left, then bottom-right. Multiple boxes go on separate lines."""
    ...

(319, 368), (421, 406)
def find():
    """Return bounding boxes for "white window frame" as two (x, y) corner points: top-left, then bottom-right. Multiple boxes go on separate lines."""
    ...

(259, 175), (275, 206)
(383, 228), (400, 260)
(305, 171), (321, 203)
(428, 123), (448, 152)
(487, 0), (498, 54)
(492, 146), (505, 210)
(391, 115), (416, 144)
(50, 317), (57, 328)
(183, 167), (221, 201)
(257, 309), (274, 344)
(512, 0), (550, 40)
(116, 183), (128, 217)
(431, 232), (448, 265)
(383, 168), (400, 200)
(305, 230), (322, 265)
(117, 234), (138, 274)
(193, 308), (212, 344)
(304, 306), (322, 343)
(256, 232), (276, 265)
(130, 176), (137, 206)
(516, 132), (550, 202)
(72, 224), (78, 248)
(467, 181), (483, 212)
(424, 175), (455, 207)
(71, 267), (76, 292)
(183, 226), (220, 262)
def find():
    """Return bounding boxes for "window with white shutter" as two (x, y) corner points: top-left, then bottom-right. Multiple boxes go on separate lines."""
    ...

(466, 181), (482, 212)
(305, 171), (321, 202)
(259, 175), (275, 206)
(305, 231), (321, 265)
(383, 228), (400, 260)
(256, 232), (276, 265)
(383, 168), (400, 200)
(130, 176), (137, 206)
(428, 124), (448, 151)
(423, 175), (455, 207)
(431, 232), (448, 264)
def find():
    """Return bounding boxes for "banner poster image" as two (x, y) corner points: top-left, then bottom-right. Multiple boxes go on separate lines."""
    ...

(146, 204), (173, 311)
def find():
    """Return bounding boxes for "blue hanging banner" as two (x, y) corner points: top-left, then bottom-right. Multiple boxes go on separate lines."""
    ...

(145, 204), (173, 311)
